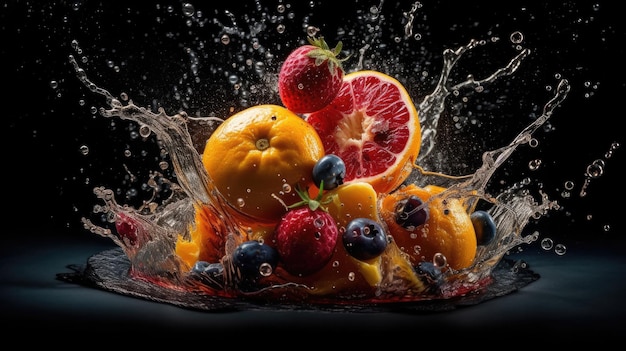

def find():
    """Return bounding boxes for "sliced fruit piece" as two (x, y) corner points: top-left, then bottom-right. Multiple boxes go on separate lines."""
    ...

(379, 184), (478, 270)
(320, 181), (380, 230)
(305, 70), (421, 194)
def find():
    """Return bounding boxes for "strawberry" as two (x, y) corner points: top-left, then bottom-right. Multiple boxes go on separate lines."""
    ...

(114, 211), (141, 246)
(273, 183), (339, 276)
(278, 36), (347, 114)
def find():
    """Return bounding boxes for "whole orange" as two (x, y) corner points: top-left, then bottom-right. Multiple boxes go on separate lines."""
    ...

(379, 184), (477, 270)
(202, 104), (325, 222)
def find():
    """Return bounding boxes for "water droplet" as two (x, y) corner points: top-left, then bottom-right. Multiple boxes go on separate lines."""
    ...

(306, 26), (320, 37)
(228, 75), (239, 85)
(237, 198), (245, 208)
(314, 218), (324, 229)
(413, 245), (421, 254)
(554, 243), (567, 255)
(282, 183), (291, 193)
(259, 262), (273, 277)
(433, 253), (447, 268)
(585, 159), (605, 178)
(139, 124), (151, 138)
(181, 3), (195, 17)
(528, 159), (542, 170)
(348, 272), (355, 281)
(221, 34), (230, 45)
(510, 31), (524, 44)
(541, 237), (553, 250)
(79, 145), (89, 156)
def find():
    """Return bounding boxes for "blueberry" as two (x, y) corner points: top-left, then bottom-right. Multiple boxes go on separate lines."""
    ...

(231, 240), (279, 279)
(394, 195), (429, 229)
(192, 261), (224, 275)
(190, 261), (224, 289)
(342, 218), (388, 261)
(312, 154), (346, 190)
(414, 261), (443, 294)
(470, 210), (497, 245)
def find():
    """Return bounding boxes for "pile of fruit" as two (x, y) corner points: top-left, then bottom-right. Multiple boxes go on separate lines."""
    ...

(167, 36), (496, 300)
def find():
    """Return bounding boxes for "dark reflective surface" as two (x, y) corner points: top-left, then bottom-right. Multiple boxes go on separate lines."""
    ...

(2, 233), (625, 341)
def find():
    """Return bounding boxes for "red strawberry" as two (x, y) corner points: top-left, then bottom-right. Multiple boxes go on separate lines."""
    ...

(274, 185), (339, 276)
(114, 211), (141, 246)
(278, 36), (347, 114)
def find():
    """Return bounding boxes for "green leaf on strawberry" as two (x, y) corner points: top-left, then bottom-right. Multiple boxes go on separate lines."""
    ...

(288, 181), (332, 212)
(274, 181), (339, 276)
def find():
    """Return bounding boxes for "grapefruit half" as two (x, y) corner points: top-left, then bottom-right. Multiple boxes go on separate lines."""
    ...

(305, 70), (421, 194)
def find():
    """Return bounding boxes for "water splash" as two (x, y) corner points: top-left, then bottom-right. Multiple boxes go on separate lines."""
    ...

(67, 27), (567, 300)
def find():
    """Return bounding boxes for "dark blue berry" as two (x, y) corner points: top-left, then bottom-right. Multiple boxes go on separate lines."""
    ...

(414, 261), (443, 294)
(395, 195), (429, 229)
(470, 210), (497, 245)
(342, 218), (388, 261)
(192, 261), (224, 275)
(190, 261), (224, 289)
(231, 240), (279, 279)
(312, 154), (346, 190)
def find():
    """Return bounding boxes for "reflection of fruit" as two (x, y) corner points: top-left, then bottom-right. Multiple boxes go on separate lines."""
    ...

(305, 70), (421, 194)
(278, 36), (346, 114)
(202, 104), (325, 222)
(380, 184), (477, 270)
(273, 187), (339, 276)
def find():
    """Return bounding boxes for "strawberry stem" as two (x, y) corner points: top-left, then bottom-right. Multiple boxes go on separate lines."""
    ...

(306, 35), (350, 76)
(288, 181), (331, 212)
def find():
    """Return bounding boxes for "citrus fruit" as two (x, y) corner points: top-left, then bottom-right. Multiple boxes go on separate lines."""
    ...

(175, 203), (230, 268)
(266, 181), (427, 298)
(305, 70), (421, 194)
(379, 184), (477, 270)
(320, 181), (380, 230)
(202, 104), (325, 222)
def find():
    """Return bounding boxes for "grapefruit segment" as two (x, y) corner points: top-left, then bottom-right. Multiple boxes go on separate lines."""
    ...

(305, 70), (421, 194)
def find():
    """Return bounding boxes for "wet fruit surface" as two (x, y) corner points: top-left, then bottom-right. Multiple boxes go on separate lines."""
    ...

(306, 70), (421, 194)
(202, 104), (325, 222)
(380, 184), (477, 270)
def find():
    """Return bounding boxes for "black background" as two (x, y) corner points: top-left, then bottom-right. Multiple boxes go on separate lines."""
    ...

(2, 0), (626, 339)
(4, 0), (625, 241)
